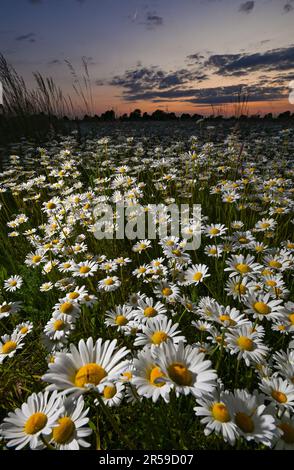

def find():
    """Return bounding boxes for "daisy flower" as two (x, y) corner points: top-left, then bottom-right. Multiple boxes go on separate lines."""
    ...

(3, 275), (23, 292)
(226, 323), (269, 366)
(133, 296), (167, 323)
(230, 389), (278, 446)
(244, 293), (283, 322)
(42, 337), (130, 396)
(134, 317), (185, 349)
(132, 348), (173, 403)
(50, 396), (92, 450)
(44, 313), (76, 341)
(225, 254), (262, 279)
(53, 299), (81, 319)
(275, 415), (294, 450)
(132, 239), (152, 253)
(105, 304), (136, 332)
(98, 276), (121, 292)
(184, 264), (210, 286)
(0, 300), (22, 319)
(259, 377), (294, 411)
(153, 341), (217, 398)
(204, 223), (227, 239)
(0, 333), (25, 364)
(25, 249), (47, 268)
(153, 281), (180, 303)
(14, 321), (34, 338)
(95, 381), (125, 407)
(40, 282), (54, 292)
(71, 260), (98, 278)
(0, 391), (63, 450)
(194, 391), (239, 446)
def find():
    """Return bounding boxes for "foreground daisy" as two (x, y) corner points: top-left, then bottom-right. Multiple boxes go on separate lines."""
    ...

(50, 396), (92, 450)
(153, 341), (217, 398)
(0, 391), (62, 450)
(132, 348), (172, 403)
(42, 337), (130, 395)
(134, 317), (185, 349)
(194, 391), (239, 446)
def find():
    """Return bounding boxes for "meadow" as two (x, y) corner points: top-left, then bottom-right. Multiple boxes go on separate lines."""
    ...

(0, 123), (293, 450)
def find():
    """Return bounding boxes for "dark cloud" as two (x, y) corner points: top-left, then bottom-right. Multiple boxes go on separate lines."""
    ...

(110, 81), (285, 105)
(48, 59), (61, 65)
(284, 3), (294, 13)
(204, 45), (294, 75)
(239, 1), (255, 14)
(142, 12), (163, 29)
(109, 65), (207, 98)
(15, 32), (36, 42)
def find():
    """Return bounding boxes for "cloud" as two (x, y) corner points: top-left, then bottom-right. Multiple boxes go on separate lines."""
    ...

(48, 59), (61, 65)
(239, 1), (255, 14)
(109, 65), (207, 99)
(204, 45), (294, 75)
(15, 32), (36, 42)
(284, 3), (294, 13)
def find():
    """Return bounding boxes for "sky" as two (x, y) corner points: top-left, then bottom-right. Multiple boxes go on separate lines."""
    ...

(0, 0), (294, 116)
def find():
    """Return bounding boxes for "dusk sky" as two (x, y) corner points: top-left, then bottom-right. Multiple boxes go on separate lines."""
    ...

(1, 0), (294, 116)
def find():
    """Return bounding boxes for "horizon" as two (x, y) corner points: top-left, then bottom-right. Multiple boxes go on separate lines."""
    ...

(1, 0), (294, 116)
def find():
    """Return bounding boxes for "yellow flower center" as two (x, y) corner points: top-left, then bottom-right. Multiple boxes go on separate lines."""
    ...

(74, 363), (107, 388)
(234, 283), (247, 295)
(209, 228), (220, 235)
(279, 423), (294, 444)
(54, 320), (65, 331)
(47, 202), (56, 209)
(288, 313), (294, 325)
(209, 248), (217, 254)
(138, 267), (147, 273)
(63, 263), (71, 269)
(60, 302), (74, 314)
(68, 292), (80, 300)
(79, 266), (90, 274)
(122, 371), (132, 381)
(237, 336), (254, 351)
(0, 304), (12, 313)
(219, 315), (236, 326)
(24, 412), (48, 435)
(253, 302), (271, 315)
(115, 315), (128, 326)
(211, 403), (230, 423)
(151, 331), (168, 345)
(144, 306), (157, 317)
(193, 272), (203, 282)
(266, 280), (277, 287)
(172, 249), (182, 257)
(269, 260), (282, 269)
(235, 412), (254, 433)
(32, 255), (42, 264)
(103, 384), (117, 399)
(238, 237), (249, 244)
(261, 223), (270, 229)
(271, 390), (287, 403)
(2, 340), (17, 354)
(149, 366), (166, 387)
(162, 287), (172, 297)
(104, 278), (114, 286)
(9, 280), (17, 286)
(167, 362), (193, 386)
(287, 243), (294, 249)
(20, 326), (28, 334)
(236, 263), (251, 274)
(53, 417), (75, 444)
(139, 243), (147, 250)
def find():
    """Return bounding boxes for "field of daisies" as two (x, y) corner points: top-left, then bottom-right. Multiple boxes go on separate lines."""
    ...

(0, 126), (293, 451)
